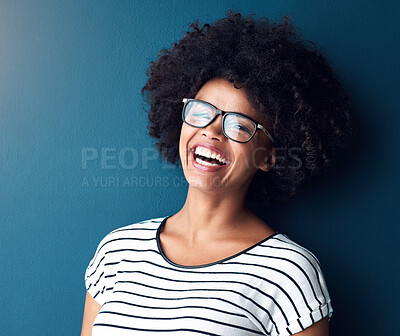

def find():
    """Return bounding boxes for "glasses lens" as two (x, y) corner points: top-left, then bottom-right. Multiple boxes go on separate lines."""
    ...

(184, 101), (214, 127)
(223, 114), (256, 142)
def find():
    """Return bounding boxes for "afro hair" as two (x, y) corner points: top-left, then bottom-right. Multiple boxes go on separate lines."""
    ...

(141, 10), (355, 204)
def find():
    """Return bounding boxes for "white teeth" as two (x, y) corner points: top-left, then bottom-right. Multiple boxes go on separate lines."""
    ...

(195, 157), (219, 167)
(193, 146), (227, 165)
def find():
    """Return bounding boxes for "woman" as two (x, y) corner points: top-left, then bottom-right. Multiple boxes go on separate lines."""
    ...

(81, 11), (354, 336)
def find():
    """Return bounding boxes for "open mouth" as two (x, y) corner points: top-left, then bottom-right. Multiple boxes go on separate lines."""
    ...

(192, 146), (228, 167)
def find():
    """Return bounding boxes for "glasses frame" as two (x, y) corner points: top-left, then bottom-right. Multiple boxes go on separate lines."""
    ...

(182, 98), (274, 143)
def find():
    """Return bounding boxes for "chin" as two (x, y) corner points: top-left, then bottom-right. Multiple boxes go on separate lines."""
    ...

(183, 173), (229, 192)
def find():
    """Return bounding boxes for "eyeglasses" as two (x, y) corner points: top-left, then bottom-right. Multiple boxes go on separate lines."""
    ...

(182, 98), (274, 143)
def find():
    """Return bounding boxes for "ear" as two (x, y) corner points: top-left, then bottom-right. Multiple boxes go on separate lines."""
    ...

(258, 147), (276, 172)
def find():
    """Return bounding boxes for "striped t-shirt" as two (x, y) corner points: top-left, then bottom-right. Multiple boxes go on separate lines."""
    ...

(85, 217), (333, 336)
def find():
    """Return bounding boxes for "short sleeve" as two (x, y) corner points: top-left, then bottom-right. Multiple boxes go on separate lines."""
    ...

(281, 256), (333, 336)
(260, 235), (333, 336)
(84, 232), (116, 306)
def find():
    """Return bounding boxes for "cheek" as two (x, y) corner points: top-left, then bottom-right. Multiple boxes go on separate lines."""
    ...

(236, 144), (268, 170)
(179, 123), (195, 162)
(231, 144), (253, 169)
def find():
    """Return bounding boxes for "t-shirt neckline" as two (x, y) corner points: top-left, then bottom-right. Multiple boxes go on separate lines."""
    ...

(156, 215), (280, 269)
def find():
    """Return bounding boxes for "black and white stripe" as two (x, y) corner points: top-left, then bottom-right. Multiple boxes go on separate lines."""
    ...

(85, 217), (333, 336)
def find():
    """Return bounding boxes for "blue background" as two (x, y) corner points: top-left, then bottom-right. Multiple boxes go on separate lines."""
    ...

(1, 1), (399, 335)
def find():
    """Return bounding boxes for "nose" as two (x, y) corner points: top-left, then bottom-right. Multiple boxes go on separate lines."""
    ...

(201, 115), (224, 141)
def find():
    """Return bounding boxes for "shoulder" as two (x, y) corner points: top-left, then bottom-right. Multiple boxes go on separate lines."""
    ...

(246, 232), (332, 306)
(91, 217), (166, 258)
(263, 233), (323, 270)
(84, 216), (166, 305)
(106, 216), (165, 237)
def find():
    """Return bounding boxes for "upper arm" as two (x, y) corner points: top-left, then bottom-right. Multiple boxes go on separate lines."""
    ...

(82, 229), (119, 335)
(81, 291), (102, 336)
(293, 316), (329, 336)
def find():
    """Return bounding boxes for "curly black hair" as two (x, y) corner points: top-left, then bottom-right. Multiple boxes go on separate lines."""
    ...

(141, 10), (355, 204)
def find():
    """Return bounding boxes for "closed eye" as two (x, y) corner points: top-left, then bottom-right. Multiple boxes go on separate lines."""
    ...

(192, 112), (211, 118)
(225, 121), (252, 134)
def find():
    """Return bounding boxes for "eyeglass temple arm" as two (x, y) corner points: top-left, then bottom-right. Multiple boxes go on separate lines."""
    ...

(257, 124), (274, 143)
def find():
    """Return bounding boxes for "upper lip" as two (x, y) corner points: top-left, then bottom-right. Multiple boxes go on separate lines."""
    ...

(190, 142), (230, 162)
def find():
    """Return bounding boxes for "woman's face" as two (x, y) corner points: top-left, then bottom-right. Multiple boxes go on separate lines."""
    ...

(179, 78), (275, 194)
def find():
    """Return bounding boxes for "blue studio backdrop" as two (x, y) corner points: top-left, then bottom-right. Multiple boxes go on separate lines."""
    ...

(1, 1), (399, 335)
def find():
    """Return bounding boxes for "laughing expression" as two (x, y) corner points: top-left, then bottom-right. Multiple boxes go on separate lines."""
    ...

(179, 78), (275, 193)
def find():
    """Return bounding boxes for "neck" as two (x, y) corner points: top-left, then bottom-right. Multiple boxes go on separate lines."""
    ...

(172, 185), (253, 245)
